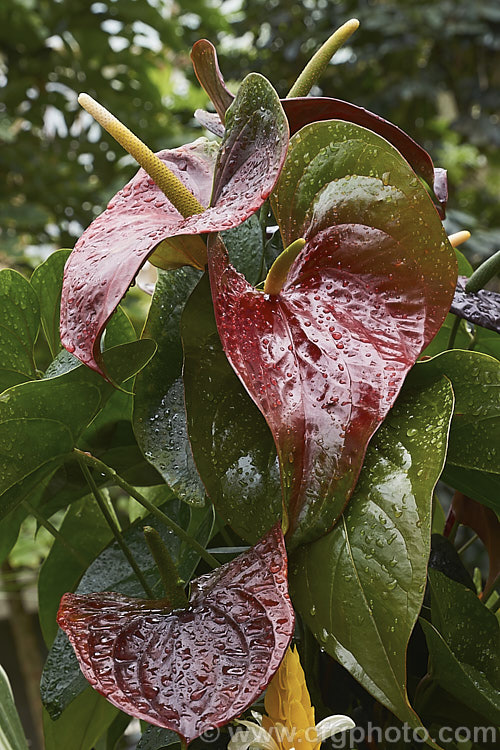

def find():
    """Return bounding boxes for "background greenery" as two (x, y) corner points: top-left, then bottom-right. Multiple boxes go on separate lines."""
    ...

(2, 0), (500, 269)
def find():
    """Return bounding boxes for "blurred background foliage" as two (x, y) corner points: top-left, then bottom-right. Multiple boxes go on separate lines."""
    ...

(1, 0), (499, 269)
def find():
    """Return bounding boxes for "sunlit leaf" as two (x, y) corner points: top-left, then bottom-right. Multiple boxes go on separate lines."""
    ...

(57, 524), (294, 744)
(208, 120), (456, 546)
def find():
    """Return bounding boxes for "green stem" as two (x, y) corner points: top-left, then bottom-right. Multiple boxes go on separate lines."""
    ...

(264, 238), (306, 295)
(287, 19), (360, 98)
(482, 569), (500, 603)
(21, 500), (88, 567)
(457, 532), (478, 556)
(74, 450), (220, 570)
(143, 526), (189, 608)
(78, 94), (205, 218)
(77, 456), (154, 598)
(447, 315), (461, 349)
(465, 249), (500, 293)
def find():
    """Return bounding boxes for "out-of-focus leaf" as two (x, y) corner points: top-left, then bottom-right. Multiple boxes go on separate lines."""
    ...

(451, 493), (500, 594)
(38, 496), (113, 645)
(43, 689), (118, 750)
(183, 274), (281, 542)
(290, 372), (454, 730)
(191, 39), (233, 122)
(57, 524), (294, 745)
(421, 570), (500, 724)
(450, 276), (500, 333)
(0, 665), (29, 750)
(61, 72), (288, 377)
(41, 496), (214, 719)
(209, 119), (456, 547)
(0, 269), (40, 391)
(30, 249), (71, 357)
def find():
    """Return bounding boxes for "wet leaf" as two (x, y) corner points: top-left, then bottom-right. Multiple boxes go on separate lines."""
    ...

(137, 725), (179, 749)
(61, 73), (288, 377)
(57, 524), (294, 744)
(421, 570), (500, 724)
(0, 268), (40, 391)
(191, 39), (447, 214)
(290, 373), (454, 729)
(30, 249), (71, 357)
(208, 120), (456, 546)
(450, 276), (500, 333)
(419, 350), (500, 474)
(134, 267), (205, 505)
(42, 495), (214, 719)
(182, 275), (281, 542)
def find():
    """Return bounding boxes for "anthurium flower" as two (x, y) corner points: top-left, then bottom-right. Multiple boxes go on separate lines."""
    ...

(229, 646), (354, 750)
(61, 73), (289, 377)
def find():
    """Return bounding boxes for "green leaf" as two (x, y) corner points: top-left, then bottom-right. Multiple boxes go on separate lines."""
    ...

(222, 212), (265, 286)
(419, 349), (500, 473)
(38, 496), (113, 645)
(0, 665), (29, 750)
(420, 569), (500, 724)
(0, 340), (155, 520)
(43, 688), (118, 750)
(41, 495), (214, 718)
(137, 726), (179, 749)
(30, 249), (71, 358)
(290, 372), (454, 729)
(134, 267), (205, 505)
(182, 274), (281, 543)
(0, 268), (40, 391)
(441, 464), (500, 518)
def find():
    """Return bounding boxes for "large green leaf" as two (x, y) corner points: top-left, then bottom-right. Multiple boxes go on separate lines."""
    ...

(420, 349), (500, 474)
(290, 372), (454, 730)
(0, 339), (155, 519)
(43, 688), (118, 750)
(182, 274), (281, 543)
(0, 665), (29, 750)
(0, 268), (40, 391)
(41, 495), (214, 718)
(420, 569), (500, 724)
(38, 495), (113, 645)
(134, 267), (205, 505)
(30, 248), (71, 358)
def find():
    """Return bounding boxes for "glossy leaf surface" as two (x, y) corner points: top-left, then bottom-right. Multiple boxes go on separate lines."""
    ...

(208, 120), (456, 545)
(57, 524), (294, 744)
(450, 276), (500, 333)
(191, 38), (447, 213)
(30, 248), (71, 358)
(290, 373), (454, 727)
(61, 73), (288, 377)
(183, 275), (281, 542)
(42, 495), (214, 718)
(420, 350), (500, 474)
(0, 269), (40, 392)
(422, 570), (500, 724)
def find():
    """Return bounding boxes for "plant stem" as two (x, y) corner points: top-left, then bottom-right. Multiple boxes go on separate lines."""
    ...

(457, 532), (478, 556)
(74, 449), (220, 570)
(143, 526), (189, 608)
(482, 569), (500, 603)
(465, 249), (500, 293)
(21, 499), (88, 567)
(447, 315), (461, 349)
(287, 19), (360, 98)
(77, 455), (154, 598)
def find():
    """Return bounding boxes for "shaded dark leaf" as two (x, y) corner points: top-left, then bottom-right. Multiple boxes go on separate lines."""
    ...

(0, 269), (40, 391)
(57, 524), (294, 744)
(451, 493), (500, 594)
(450, 275), (500, 333)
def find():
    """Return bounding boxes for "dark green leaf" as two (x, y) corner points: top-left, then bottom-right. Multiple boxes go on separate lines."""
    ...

(137, 726), (179, 750)
(182, 274), (281, 543)
(38, 496), (113, 645)
(43, 688), (118, 750)
(222, 212), (265, 286)
(41, 496), (214, 718)
(30, 249), (71, 358)
(419, 349), (500, 474)
(134, 267), (205, 505)
(441, 465), (500, 518)
(290, 372), (454, 728)
(421, 569), (500, 724)
(0, 268), (40, 391)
